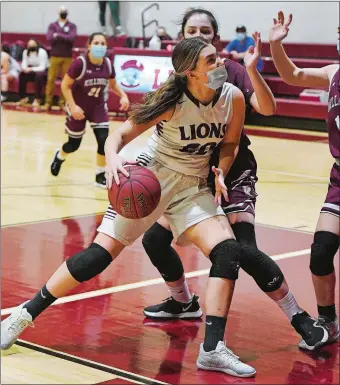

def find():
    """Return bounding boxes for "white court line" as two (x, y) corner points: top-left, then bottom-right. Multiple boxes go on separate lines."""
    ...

(1, 248), (310, 317)
(258, 168), (329, 181)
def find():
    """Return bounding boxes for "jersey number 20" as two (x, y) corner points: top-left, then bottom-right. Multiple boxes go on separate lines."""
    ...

(88, 87), (101, 97)
(179, 142), (218, 155)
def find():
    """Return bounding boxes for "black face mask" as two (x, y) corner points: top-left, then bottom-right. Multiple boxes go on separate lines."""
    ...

(27, 46), (38, 53)
(59, 12), (68, 20)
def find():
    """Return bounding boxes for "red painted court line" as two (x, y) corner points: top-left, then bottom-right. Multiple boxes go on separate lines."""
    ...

(245, 127), (328, 142)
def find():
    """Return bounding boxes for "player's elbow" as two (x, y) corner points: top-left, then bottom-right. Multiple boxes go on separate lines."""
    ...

(259, 100), (277, 116)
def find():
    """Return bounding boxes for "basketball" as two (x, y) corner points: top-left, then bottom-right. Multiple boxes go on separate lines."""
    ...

(108, 165), (161, 219)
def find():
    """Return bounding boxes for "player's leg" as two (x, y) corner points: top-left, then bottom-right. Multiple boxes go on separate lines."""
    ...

(225, 147), (327, 349)
(181, 212), (255, 377)
(90, 104), (110, 188)
(0, 231), (124, 350)
(50, 113), (86, 176)
(142, 217), (201, 319)
(303, 169), (340, 348)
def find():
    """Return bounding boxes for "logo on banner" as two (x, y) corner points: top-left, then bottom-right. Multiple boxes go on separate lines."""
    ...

(120, 60), (144, 88)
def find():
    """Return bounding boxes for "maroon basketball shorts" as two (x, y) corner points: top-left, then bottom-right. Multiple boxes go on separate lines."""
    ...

(321, 161), (340, 218)
(65, 103), (109, 138)
(208, 145), (258, 216)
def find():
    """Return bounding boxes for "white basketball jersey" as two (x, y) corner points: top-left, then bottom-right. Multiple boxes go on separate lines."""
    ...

(147, 82), (236, 178)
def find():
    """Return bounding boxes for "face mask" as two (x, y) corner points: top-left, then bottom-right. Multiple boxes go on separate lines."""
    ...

(236, 33), (246, 41)
(59, 12), (68, 20)
(90, 45), (107, 59)
(197, 65), (228, 90)
(27, 46), (38, 53)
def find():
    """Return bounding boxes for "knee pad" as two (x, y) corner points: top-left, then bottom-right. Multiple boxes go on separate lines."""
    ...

(240, 245), (284, 292)
(93, 126), (109, 155)
(142, 223), (184, 282)
(209, 239), (241, 281)
(310, 231), (340, 276)
(66, 243), (113, 282)
(62, 136), (82, 153)
(231, 222), (257, 247)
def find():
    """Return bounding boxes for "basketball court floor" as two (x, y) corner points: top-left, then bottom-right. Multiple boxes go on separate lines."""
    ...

(1, 109), (339, 384)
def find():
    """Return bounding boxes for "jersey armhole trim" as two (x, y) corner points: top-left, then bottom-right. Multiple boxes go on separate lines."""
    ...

(75, 56), (86, 81)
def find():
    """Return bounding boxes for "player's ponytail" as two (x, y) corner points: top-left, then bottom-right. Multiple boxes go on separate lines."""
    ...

(129, 37), (208, 124)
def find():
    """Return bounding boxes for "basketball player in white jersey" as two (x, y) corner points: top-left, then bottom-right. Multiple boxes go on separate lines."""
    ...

(270, 12), (340, 347)
(2, 37), (257, 377)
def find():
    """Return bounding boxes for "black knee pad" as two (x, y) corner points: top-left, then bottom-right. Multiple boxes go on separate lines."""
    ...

(240, 245), (284, 292)
(231, 222), (257, 247)
(310, 231), (340, 276)
(66, 243), (113, 282)
(62, 136), (82, 153)
(93, 127), (109, 155)
(209, 239), (241, 281)
(142, 223), (184, 282)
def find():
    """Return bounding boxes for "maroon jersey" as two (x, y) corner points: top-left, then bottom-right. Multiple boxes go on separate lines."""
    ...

(67, 55), (115, 110)
(225, 60), (255, 147)
(328, 69), (340, 159)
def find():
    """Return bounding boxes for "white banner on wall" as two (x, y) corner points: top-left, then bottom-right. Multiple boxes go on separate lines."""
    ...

(113, 54), (174, 93)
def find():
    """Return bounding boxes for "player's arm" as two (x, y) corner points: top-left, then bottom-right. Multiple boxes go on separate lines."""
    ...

(218, 88), (245, 176)
(61, 73), (85, 120)
(109, 78), (129, 111)
(244, 32), (276, 115)
(105, 107), (175, 187)
(213, 87), (245, 204)
(269, 11), (332, 88)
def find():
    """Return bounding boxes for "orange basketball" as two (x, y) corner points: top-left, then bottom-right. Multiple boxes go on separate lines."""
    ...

(108, 165), (161, 219)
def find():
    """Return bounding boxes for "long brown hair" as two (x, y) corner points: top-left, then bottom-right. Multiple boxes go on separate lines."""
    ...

(129, 37), (208, 124)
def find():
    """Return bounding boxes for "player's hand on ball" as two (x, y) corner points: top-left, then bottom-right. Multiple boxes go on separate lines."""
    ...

(269, 11), (293, 42)
(212, 166), (229, 206)
(119, 95), (130, 111)
(70, 105), (85, 120)
(105, 155), (138, 189)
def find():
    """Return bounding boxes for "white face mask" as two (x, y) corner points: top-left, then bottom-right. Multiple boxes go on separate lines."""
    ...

(200, 65), (228, 90)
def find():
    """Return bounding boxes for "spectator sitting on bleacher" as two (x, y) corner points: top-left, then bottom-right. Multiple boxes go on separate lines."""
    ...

(44, 5), (77, 111)
(1, 44), (20, 102)
(223, 25), (264, 72)
(16, 39), (49, 108)
(156, 27), (172, 49)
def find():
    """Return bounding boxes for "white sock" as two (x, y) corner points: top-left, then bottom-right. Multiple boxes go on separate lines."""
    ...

(57, 150), (65, 161)
(276, 291), (303, 321)
(96, 167), (106, 175)
(167, 275), (192, 303)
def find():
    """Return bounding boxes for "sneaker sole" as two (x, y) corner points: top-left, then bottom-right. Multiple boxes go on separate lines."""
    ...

(298, 327), (330, 351)
(94, 182), (107, 189)
(196, 362), (256, 378)
(143, 309), (203, 319)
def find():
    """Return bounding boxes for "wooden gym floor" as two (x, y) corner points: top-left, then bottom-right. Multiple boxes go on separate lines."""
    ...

(1, 109), (339, 384)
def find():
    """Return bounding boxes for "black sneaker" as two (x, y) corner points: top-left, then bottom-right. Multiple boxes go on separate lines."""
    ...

(291, 311), (328, 351)
(95, 172), (107, 189)
(143, 294), (203, 319)
(50, 150), (64, 176)
(316, 315), (339, 343)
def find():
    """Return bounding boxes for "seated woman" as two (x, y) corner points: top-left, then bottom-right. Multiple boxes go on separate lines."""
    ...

(17, 39), (49, 107)
(1, 45), (20, 102)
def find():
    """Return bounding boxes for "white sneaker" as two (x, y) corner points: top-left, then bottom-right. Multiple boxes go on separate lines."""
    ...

(1, 303), (34, 350)
(196, 341), (256, 377)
